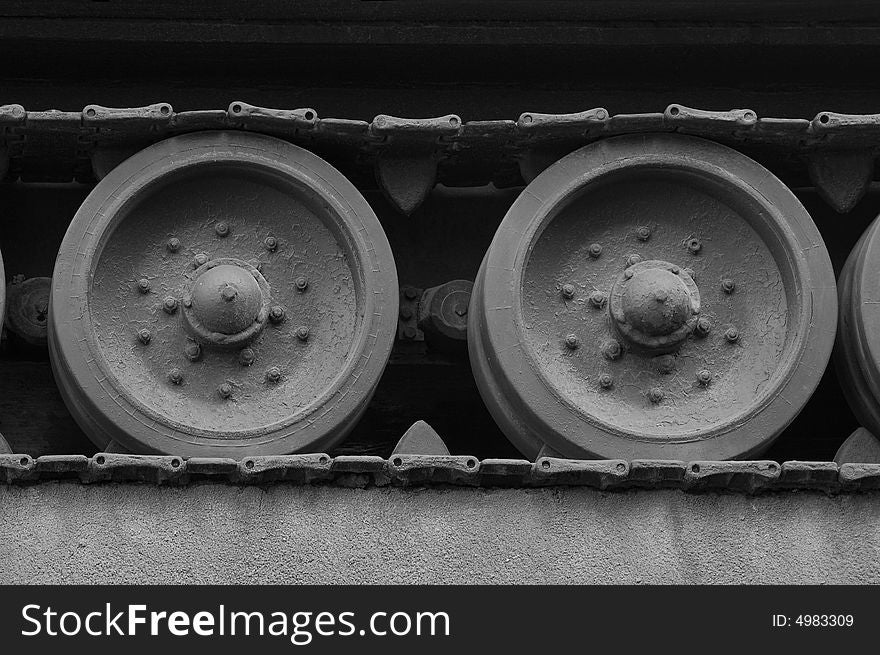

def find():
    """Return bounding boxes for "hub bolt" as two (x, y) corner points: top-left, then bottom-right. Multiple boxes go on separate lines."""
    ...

(589, 290), (606, 308)
(239, 348), (255, 366)
(218, 383), (233, 399)
(648, 387), (665, 404)
(269, 305), (286, 324)
(266, 367), (282, 384)
(722, 278), (736, 294)
(168, 368), (184, 385)
(137, 328), (152, 345)
(725, 327), (740, 343)
(626, 254), (642, 268)
(296, 277), (310, 292)
(696, 369), (712, 386)
(561, 283), (576, 299)
(193, 253), (209, 268)
(599, 374), (614, 389)
(602, 339), (623, 361)
(184, 342), (201, 362)
(588, 243), (603, 259)
(264, 236), (278, 251)
(166, 237), (181, 253)
(655, 354), (676, 374)
(215, 222), (230, 237)
(687, 238), (702, 254)
(694, 317), (712, 337)
(564, 334), (580, 350)
(670, 265), (680, 275)
(296, 326), (311, 342)
(636, 226), (652, 241)
(162, 296), (179, 314)
(137, 278), (151, 294)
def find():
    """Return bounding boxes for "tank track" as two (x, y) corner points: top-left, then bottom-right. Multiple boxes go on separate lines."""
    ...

(2, 101), (879, 190)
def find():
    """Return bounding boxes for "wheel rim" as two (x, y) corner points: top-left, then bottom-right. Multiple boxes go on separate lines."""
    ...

(50, 131), (398, 456)
(470, 133), (837, 460)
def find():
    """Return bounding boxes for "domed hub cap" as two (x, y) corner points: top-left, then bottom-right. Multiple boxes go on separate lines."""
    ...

(609, 259), (700, 353)
(183, 257), (271, 348)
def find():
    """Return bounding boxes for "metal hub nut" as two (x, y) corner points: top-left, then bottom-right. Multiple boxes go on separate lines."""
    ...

(588, 243), (603, 259)
(721, 278), (736, 294)
(598, 374), (614, 389)
(269, 305), (286, 324)
(588, 290), (606, 308)
(266, 367), (282, 384)
(561, 283), (576, 299)
(162, 296), (179, 314)
(609, 260), (700, 353)
(168, 368), (184, 385)
(602, 339), (623, 361)
(648, 387), (665, 404)
(182, 258), (270, 348)
(218, 382), (233, 399)
(725, 326), (740, 343)
(238, 348), (255, 366)
(296, 326), (311, 342)
(564, 334), (580, 350)
(696, 369), (712, 386)
(137, 278), (151, 294)
(166, 237), (181, 253)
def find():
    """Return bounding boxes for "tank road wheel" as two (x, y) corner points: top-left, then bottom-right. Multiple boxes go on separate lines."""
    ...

(469, 134), (836, 461)
(836, 215), (880, 437)
(0, 247), (5, 337)
(49, 131), (398, 457)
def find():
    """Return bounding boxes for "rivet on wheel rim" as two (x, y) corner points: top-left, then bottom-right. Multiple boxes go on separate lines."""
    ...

(469, 133), (837, 460)
(49, 131), (398, 457)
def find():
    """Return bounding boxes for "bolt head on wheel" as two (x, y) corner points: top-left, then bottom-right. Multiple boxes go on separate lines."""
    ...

(49, 131), (398, 457)
(469, 134), (836, 461)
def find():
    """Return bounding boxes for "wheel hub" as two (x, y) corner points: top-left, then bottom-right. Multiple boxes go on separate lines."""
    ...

(183, 258), (270, 347)
(609, 260), (699, 353)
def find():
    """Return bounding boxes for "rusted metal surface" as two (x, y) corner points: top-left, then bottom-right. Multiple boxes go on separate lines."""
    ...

(469, 134), (837, 461)
(1, 452), (879, 493)
(48, 131), (398, 457)
(2, 102), (880, 213)
(3, 275), (50, 348)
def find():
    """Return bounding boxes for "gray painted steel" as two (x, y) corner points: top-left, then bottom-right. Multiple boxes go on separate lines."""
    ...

(1, 483), (878, 584)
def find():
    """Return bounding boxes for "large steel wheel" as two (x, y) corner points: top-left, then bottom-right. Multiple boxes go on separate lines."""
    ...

(469, 134), (836, 460)
(836, 215), (880, 436)
(49, 131), (398, 457)
(0, 247), (5, 338)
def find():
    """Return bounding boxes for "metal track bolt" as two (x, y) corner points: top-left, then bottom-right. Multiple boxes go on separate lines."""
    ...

(162, 296), (179, 314)
(215, 221), (230, 237)
(137, 278), (151, 294)
(266, 367), (282, 384)
(648, 387), (665, 404)
(687, 238), (702, 254)
(296, 326), (311, 342)
(602, 339), (623, 361)
(694, 317), (712, 337)
(403, 326), (417, 340)
(269, 305), (286, 324)
(168, 368), (184, 385)
(636, 226), (652, 241)
(296, 277), (310, 292)
(588, 243), (603, 259)
(696, 369), (712, 386)
(137, 328), (151, 345)
(561, 283), (576, 299)
(264, 236), (278, 251)
(400, 307), (413, 320)
(193, 253), (209, 268)
(166, 237), (181, 253)
(722, 278), (736, 294)
(626, 254), (642, 268)
(598, 373), (614, 389)
(184, 342), (201, 362)
(218, 383), (233, 399)
(589, 290), (606, 309)
(403, 287), (418, 300)
(655, 354), (676, 374)
(564, 334), (580, 350)
(725, 326), (740, 343)
(238, 348), (256, 367)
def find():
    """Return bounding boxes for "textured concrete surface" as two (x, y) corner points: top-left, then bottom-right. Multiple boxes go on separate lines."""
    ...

(1, 483), (879, 584)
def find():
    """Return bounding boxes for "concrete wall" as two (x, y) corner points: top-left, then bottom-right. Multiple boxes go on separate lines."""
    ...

(1, 483), (878, 584)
